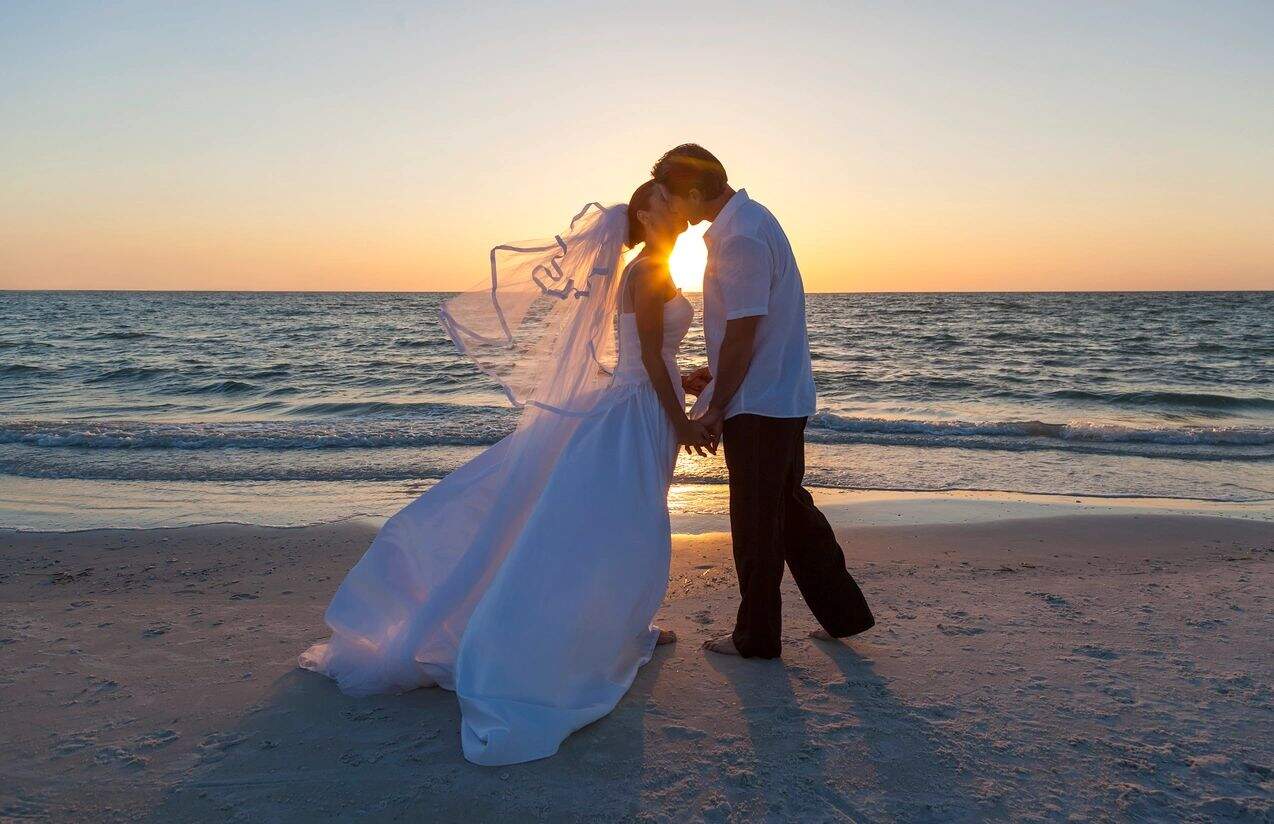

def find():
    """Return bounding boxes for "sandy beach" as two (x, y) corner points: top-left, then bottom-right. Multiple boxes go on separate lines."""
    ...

(1, 492), (1271, 822)
(5, 2), (1273, 821)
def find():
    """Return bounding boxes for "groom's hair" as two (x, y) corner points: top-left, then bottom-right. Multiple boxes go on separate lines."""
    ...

(652, 144), (727, 200)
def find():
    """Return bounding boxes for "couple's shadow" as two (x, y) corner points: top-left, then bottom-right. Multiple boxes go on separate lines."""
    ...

(147, 642), (976, 822)
(706, 640), (979, 822)
(146, 655), (665, 822)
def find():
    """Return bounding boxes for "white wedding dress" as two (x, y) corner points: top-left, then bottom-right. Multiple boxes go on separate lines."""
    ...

(300, 245), (693, 764)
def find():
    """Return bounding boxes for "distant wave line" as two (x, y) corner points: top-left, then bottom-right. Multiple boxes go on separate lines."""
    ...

(808, 412), (1274, 446)
(1, 414), (1271, 459)
(0, 463), (1268, 504)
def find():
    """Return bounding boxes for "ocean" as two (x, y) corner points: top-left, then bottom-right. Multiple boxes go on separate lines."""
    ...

(2, 290), (1271, 529)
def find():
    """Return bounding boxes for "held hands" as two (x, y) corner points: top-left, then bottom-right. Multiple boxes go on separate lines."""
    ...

(677, 417), (717, 457)
(695, 407), (725, 442)
(681, 365), (712, 397)
(676, 367), (720, 455)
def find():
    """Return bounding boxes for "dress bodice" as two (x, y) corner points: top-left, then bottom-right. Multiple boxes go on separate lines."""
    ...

(611, 292), (694, 391)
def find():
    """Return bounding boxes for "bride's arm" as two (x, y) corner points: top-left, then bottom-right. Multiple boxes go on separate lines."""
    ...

(632, 263), (714, 456)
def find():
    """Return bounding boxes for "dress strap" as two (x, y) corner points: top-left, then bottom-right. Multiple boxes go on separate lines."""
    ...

(617, 256), (642, 314)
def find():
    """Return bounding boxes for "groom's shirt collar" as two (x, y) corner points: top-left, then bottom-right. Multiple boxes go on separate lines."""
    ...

(703, 188), (748, 244)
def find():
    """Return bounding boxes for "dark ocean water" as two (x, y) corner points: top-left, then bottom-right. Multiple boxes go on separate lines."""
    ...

(1, 291), (1271, 526)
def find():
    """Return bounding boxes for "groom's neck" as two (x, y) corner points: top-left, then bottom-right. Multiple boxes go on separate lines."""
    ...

(701, 186), (736, 223)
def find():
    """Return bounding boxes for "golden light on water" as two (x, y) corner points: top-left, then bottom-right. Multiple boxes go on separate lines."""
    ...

(668, 222), (709, 292)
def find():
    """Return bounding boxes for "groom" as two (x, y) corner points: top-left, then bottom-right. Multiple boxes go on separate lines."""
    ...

(654, 144), (875, 658)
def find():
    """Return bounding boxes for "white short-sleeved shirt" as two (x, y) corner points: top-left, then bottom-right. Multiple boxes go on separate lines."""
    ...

(696, 189), (817, 420)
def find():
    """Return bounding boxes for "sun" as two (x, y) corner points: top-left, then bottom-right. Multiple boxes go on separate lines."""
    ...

(668, 221), (708, 292)
(620, 221), (708, 292)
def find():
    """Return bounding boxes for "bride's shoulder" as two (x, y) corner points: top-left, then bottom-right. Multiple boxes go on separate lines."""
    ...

(624, 255), (669, 281)
(627, 258), (672, 291)
(621, 257), (674, 307)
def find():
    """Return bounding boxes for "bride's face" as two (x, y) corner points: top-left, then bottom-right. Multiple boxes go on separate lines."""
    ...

(644, 187), (689, 246)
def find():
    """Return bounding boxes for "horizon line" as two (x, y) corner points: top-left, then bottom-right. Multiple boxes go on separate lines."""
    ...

(3, 288), (1271, 296)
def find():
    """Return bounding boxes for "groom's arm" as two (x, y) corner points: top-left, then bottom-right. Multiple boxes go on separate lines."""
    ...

(705, 317), (759, 421)
(700, 234), (771, 433)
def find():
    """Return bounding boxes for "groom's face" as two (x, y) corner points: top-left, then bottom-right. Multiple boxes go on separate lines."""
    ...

(657, 183), (702, 226)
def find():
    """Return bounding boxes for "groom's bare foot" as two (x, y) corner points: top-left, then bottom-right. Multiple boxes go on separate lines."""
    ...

(703, 634), (741, 656)
(812, 623), (876, 642)
(655, 627), (677, 645)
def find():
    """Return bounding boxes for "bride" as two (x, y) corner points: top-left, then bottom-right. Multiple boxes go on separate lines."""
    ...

(299, 180), (714, 765)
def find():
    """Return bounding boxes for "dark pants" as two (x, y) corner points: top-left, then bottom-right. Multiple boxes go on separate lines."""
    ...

(722, 414), (875, 658)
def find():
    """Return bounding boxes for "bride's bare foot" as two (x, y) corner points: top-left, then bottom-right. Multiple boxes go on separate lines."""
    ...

(703, 634), (741, 656)
(809, 628), (838, 642)
(655, 626), (677, 645)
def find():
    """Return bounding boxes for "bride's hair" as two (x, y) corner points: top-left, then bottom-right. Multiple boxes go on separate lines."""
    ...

(626, 179), (659, 248)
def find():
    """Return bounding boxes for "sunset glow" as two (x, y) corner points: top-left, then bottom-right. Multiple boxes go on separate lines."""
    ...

(1, 4), (1271, 292)
(668, 223), (709, 293)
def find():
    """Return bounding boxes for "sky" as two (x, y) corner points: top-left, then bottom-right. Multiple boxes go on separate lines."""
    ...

(1, 1), (1271, 293)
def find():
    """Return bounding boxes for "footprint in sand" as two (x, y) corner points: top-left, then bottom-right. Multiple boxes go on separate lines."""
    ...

(197, 731), (250, 764)
(0, 796), (46, 819)
(725, 766), (758, 787)
(1185, 617), (1229, 629)
(1209, 672), (1254, 695)
(94, 746), (148, 770)
(89, 679), (120, 694)
(1073, 644), (1119, 660)
(1028, 591), (1071, 608)
(1242, 762), (1271, 780)
(1098, 684), (1135, 704)
(938, 624), (985, 636)
(342, 707), (390, 722)
(52, 734), (96, 758)
(134, 729), (179, 749)
(661, 724), (707, 741)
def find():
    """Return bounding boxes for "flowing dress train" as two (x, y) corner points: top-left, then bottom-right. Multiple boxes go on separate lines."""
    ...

(300, 290), (693, 765)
